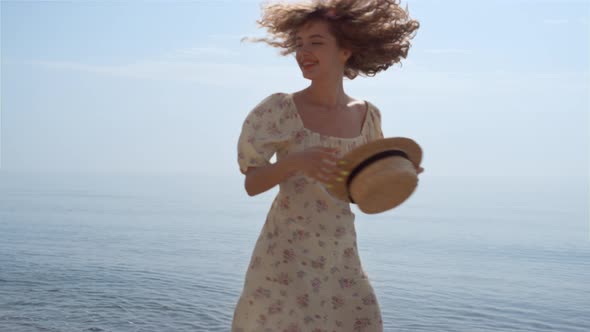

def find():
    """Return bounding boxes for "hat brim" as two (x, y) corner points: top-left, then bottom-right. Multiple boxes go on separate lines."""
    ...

(327, 137), (423, 203)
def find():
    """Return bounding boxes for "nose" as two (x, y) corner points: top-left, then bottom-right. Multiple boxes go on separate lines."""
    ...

(296, 47), (313, 61)
(300, 43), (311, 52)
(296, 41), (313, 53)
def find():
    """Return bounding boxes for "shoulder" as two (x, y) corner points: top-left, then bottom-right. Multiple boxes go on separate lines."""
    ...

(362, 100), (384, 139)
(363, 100), (382, 122)
(251, 92), (291, 112)
(248, 92), (291, 120)
(254, 92), (290, 109)
(366, 101), (381, 120)
(244, 92), (293, 126)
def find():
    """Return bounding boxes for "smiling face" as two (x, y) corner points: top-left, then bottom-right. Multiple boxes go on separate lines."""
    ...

(294, 19), (351, 81)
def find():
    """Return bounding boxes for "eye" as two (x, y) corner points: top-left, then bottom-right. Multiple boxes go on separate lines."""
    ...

(312, 42), (323, 45)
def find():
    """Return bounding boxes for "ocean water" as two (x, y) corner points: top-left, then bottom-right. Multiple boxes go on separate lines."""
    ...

(0, 171), (589, 332)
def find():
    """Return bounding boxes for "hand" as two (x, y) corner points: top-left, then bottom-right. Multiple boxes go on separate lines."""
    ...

(415, 165), (424, 174)
(287, 147), (341, 183)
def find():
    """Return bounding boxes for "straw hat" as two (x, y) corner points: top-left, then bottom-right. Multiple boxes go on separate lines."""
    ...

(327, 137), (423, 214)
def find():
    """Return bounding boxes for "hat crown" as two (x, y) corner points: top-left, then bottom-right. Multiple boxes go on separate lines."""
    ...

(350, 157), (418, 214)
(326, 137), (422, 214)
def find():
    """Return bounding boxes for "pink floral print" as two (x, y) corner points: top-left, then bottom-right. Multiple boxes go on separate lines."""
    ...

(354, 317), (372, 331)
(268, 299), (283, 314)
(339, 277), (357, 289)
(311, 277), (322, 293)
(331, 295), (345, 310)
(315, 199), (328, 213)
(296, 293), (309, 308)
(233, 93), (384, 331)
(253, 287), (272, 299)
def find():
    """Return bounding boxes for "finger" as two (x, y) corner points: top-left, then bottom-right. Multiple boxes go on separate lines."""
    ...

(318, 158), (340, 170)
(321, 159), (338, 168)
(314, 167), (342, 183)
(318, 166), (341, 179)
(321, 153), (340, 164)
(312, 171), (332, 183)
(319, 147), (340, 156)
(319, 159), (338, 170)
(313, 147), (337, 153)
(318, 162), (342, 176)
(335, 158), (350, 168)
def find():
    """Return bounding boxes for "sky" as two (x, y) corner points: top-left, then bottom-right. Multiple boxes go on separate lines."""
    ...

(1, 0), (589, 177)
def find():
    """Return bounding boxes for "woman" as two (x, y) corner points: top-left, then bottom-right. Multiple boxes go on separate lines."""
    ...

(233, 1), (420, 331)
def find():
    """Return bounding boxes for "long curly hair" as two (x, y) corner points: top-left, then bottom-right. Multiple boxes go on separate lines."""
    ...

(248, 0), (420, 79)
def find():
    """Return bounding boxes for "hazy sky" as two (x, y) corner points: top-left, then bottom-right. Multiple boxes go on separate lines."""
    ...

(1, 0), (589, 177)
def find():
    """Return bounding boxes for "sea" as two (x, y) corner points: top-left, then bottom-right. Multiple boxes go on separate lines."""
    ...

(1, 171), (589, 332)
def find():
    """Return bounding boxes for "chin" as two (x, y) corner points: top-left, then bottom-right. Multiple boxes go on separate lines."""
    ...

(301, 71), (319, 81)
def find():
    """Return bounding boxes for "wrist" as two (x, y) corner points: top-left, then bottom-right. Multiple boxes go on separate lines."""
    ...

(279, 153), (301, 176)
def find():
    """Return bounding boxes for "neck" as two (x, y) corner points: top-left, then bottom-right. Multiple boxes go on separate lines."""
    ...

(305, 74), (347, 109)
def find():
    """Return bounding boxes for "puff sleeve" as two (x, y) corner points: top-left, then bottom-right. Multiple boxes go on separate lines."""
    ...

(367, 102), (384, 141)
(237, 94), (289, 174)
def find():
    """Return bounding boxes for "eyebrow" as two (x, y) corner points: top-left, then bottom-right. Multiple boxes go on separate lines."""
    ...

(295, 34), (326, 40)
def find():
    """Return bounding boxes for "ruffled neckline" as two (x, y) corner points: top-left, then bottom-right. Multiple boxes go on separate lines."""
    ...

(286, 93), (370, 141)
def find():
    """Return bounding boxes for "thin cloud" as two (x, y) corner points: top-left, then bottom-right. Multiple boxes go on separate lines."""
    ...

(208, 33), (261, 42)
(543, 19), (570, 25)
(23, 59), (296, 88)
(159, 47), (239, 60)
(20, 45), (269, 87)
(423, 49), (471, 55)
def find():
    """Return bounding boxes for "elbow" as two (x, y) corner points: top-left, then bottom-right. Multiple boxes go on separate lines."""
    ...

(243, 167), (262, 196)
(244, 176), (259, 197)
(245, 184), (257, 196)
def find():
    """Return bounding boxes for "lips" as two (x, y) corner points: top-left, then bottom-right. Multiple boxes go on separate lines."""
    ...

(300, 59), (318, 69)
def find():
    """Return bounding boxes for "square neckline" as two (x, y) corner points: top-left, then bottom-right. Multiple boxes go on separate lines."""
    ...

(286, 93), (370, 141)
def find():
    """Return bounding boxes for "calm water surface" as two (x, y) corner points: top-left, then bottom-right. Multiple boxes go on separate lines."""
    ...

(1, 172), (589, 331)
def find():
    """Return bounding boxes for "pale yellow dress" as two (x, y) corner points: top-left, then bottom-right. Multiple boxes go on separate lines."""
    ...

(232, 92), (385, 332)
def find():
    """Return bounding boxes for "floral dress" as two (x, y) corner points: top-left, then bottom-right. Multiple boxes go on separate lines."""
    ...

(232, 92), (385, 332)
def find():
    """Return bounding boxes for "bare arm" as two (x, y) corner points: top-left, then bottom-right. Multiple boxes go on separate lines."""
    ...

(243, 157), (297, 196)
(243, 147), (340, 196)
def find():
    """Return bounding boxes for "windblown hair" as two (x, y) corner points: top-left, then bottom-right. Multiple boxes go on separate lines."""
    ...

(249, 0), (420, 79)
